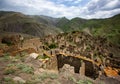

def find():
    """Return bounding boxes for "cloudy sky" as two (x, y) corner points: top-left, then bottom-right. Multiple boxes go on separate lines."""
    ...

(0, 0), (120, 19)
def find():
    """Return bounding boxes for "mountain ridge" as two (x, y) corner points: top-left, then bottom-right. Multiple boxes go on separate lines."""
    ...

(0, 11), (62, 37)
(0, 11), (120, 46)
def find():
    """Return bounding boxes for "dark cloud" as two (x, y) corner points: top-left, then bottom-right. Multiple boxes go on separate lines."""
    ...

(0, 0), (8, 8)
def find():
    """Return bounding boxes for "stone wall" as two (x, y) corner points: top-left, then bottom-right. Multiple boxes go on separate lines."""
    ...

(56, 54), (81, 73)
(43, 52), (100, 79)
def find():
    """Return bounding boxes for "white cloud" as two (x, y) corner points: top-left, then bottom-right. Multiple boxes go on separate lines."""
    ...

(102, 0), (120, 10)
(80, 0), (120, 19)
(85, 8), (120, 19)
(0, 0), (120, 19)
(74, 0), (82, 4)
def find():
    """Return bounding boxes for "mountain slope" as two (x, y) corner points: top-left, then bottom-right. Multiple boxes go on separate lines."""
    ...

(0, 11), (62, 37)
(91, 14), (120, 46)
(56, 14), (120, 46)
(31, 15), (69, 32)
(31, 15), (58, 25)
(0, 11), (119, 46)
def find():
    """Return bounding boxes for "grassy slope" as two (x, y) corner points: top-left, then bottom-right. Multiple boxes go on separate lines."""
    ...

(91, 15), (120, 46)
(0, 11), (62, 37)
(56, 14), (120, 46)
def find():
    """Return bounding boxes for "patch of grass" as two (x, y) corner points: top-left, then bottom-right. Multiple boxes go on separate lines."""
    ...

(38, 72), (49, 80)
(76, 80), (84, 84)
(4, 67), (16, 75)
(25, 80), (40, 84)
(69, 76), (93, 84)
(7, 64), (15, 67)
(49, 73), (58, 79)
(16, 63), (34, 74)
(3, 53), (10, 61)
(2, 77), (15, 84)
(69, 76), (76, 83)
(28, 72), (58, 84)
(16, 64), (25, 69)
(13, 51), (28, 62)
(13, 54), (25, 62)
(20, 51), (28, 57)
(37, 72), (58, 80)
(37, 54), (50, 60)
(22, 66), (34, 74)
(5, 63), (34, 74)
(11, 57), (19, 63)
(77, 79), (93, 84)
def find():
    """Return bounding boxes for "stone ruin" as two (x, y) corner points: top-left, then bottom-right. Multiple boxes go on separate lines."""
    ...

(43, 51), (120, 80)
(43, 51), (100, 79)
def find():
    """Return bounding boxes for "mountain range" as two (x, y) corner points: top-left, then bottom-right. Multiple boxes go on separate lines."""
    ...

(0, 11), (62, 37)
(0, 11), (120, 46)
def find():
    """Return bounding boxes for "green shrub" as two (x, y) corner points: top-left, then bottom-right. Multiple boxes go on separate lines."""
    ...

(25, 80), (40, 84)
(22, 66), (34, 74)
(3, 77), (15, 84)
(37, 54), (50, 59)
(69, 76), (93, 84)
(86, 45), (91, 51)
(37, 72), (58, 80)
(48, 43), (58, 49)
(77, 79), (93, 84)
(49, 73), (58, 79)
(16, 63), (34, 74)
(69, 76), (76, 83)
(3, 53), (10, 60)
(4, 67), (16, 75)
(7, 64), (15, 67)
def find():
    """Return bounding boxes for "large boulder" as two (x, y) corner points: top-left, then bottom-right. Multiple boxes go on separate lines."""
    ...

(29, 53), (39, 59)
(59, 64), (74, 75)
